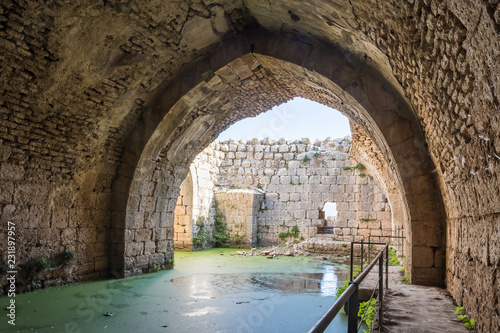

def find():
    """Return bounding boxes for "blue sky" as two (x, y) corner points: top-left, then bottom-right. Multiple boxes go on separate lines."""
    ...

(217, 97), (351, 141)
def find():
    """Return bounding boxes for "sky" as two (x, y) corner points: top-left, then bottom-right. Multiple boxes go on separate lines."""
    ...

(217, 97), (351, 141)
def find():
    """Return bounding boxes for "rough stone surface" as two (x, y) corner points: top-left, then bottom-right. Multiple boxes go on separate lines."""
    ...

(0, 1), (497, 330)
(173, 138), (395, 249)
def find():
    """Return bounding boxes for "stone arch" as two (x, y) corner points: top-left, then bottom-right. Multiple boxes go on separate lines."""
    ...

(111, 28), (445, 285)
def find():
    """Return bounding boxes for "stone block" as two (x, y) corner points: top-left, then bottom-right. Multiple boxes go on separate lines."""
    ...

(0, 181), (14, 203)
(134, 255), (149, 269)
(94, 256), (108, 271)
(14, 183), (49, 207)
(412, 220), (442, 247)
(144, 241), (156, 255)
(78, 228), (97, 244)
(125, 241), (143, 257)
(412, 246), (435, 268)
(125, 229), (134, 242)
(410, 267), (445, 287)
(334, 220), (348, 228)
(135, 229), (152, 242)
(236, 152), (247, 159)
(262, 152), (273, 159)
(0, 163), (24, 180)
(29, 205), (49, 228)
(177, 231), (192, 242)
(264, 168), (274, 175)
(61, 228), (77, 245)
(52, 206), (69, 228)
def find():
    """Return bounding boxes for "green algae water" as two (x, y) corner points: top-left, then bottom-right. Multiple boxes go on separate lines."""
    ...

(1, 249), (362, 333)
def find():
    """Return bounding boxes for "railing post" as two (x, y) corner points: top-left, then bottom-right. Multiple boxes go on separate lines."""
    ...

(360, 239), (364, 272)
(385, 245), (389, 290)
(402, 230), (405, 257)
(347, 282), (359, 333)
(350, 241), (354, 281)
(368, 235), (371, 264)
(379, 250), (384, 329)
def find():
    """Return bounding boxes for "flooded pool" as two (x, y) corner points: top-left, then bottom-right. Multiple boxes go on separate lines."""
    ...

(1, 249), (361, 333)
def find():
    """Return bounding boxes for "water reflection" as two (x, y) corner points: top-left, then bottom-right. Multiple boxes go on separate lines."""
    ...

(172, 264), (346, 299)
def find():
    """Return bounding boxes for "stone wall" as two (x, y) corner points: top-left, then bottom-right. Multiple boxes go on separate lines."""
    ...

(216, 138), (392, 246)
(176, 137), (394, 248)
(214, 189), (263, 248)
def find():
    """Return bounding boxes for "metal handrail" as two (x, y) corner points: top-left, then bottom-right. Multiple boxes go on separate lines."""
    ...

(308, 242), (389, 333)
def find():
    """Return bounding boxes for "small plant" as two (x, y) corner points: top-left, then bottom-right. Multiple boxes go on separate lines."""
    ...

(213, 209), (230, 247)
(278, 232), (289, 240)
(278, 226), (300, 240)
(401, 274), (410, 284)
(341, 243), (347, 248)
(265, 225), (270, 230)
(62, 250), (77, 262)
(31, 256), (54, 271)
(290, 180), (295, 185)
(313, 152), (319, 159)
(166, 258), (174, 268)
(360, 218), (376, 222)
(302, 156), (311, 163)
(193, 220), (209, 249)
(359, 173), (366, 178)
(359, 298), (376, 332)
(256, 234), (261, 245)
(257, 184), (264, 190)
(152, 261), (162, 272)
(332, 237), (342, 241)
(456, 306), (475, 330)
(300, 236), (304, 241)
(258, 207), (268, 212)
(343, 166), (352, 170)
(229, 185), (240, 190)
(331, 158), (336, 161)
(399, 267), (405, 273)
(293, 240), (300, 244)
(353, 163), (366, 171)
(389, 249), (401, 266)
(231, 232), (246, 248)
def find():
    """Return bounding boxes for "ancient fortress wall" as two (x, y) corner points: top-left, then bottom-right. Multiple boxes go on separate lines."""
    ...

(179, 137), (394, 248)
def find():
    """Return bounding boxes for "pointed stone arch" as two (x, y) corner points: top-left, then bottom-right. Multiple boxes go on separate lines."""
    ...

(110, 27), (445, 285)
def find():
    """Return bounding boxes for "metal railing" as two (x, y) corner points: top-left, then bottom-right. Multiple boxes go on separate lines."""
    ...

(308, 242), (389, 333)
(367, 234), (406, 258)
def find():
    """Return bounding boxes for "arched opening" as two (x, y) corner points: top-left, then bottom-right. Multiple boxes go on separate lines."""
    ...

(111, 28), (445, 286)
(174, 170), (194, 251)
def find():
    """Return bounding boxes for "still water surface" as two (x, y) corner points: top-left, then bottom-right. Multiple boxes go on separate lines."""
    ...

(1, 249), (361, 333)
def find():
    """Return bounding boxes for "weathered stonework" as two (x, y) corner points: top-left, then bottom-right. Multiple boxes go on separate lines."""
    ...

(0, 1), (498, 330)
(173, 137), (394, 249)
(215, 138), (393, 245)
(214, 189), (263, 248)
